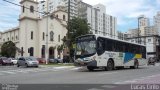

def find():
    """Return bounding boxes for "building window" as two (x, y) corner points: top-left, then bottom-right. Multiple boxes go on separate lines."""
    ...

(50, 31), (54, 41)
(58, 35), (60, 42)
(63, 15), (66, 21)
(29, 47), (34, 56)
(21, 47), (23, 56)
(22, 6), (25, 13)
(56, 15), (58, 18)
(31, 31), (33, 40)
(16, 36), (18, 40)
(148, 39), (151, 42)
(30, 6), (34, 13)
(43, 32), (45, 40)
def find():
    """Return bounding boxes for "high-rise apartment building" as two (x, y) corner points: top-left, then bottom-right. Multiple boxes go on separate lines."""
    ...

(138, 15), (150, 36)
(126, 14), (160, 58)
(38, 0), (81, 18)
(38, 0), (117, 37)
(78, 2), (117, 38)
(154, 11), (160, 35)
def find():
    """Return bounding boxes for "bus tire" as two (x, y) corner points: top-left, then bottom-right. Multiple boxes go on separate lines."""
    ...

(130, 60), (139, 69)
(105, 60), (114, 71)
(87, 66), (94, 71)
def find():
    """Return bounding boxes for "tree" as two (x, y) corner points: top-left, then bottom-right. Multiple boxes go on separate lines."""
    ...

(68, 17), (90, 48)
(65, 17), (90, 62)
(57, 44), (64, 58)
(1, 41), (16, 57)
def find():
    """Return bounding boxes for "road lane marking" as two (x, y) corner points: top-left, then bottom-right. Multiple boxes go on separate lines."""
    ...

(70, 67), (82, 70)
(0, 66), (82, 76)
(98, 72), (118, 76)
(0, 71), (16, 74)
(88, 88), (103, 90)
(101, 85), (117, 88)
(114, 74), (160, 84)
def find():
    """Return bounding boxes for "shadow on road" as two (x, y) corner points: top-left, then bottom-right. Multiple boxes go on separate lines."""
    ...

(75, 66), (149, 72)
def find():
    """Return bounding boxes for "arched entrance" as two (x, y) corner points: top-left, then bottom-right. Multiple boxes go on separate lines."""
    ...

(49, 47), (55, 58)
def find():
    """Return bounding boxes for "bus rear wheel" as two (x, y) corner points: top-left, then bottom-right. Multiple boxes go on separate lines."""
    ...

(87, 66), (94, 71)
(105, 60), (114, 71)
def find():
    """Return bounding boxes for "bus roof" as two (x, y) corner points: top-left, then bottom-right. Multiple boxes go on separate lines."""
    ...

(76, 34), (146, 47)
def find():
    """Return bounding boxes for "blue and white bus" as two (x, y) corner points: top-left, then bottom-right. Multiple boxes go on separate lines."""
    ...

(74, 34), (147, 71)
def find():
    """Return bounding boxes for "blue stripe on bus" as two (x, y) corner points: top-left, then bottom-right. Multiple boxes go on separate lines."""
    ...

(124, 52), (135, 63)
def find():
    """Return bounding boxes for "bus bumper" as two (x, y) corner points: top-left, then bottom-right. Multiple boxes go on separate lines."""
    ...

(74, 60), (97, 67)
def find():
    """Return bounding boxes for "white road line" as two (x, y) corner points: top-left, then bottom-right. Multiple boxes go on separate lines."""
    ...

(51, 69), (59, 71)
(0, 71), (16, 74)
(70, 67), (82, 70)
(101, 85), (117, 88)
(115, 74), (160, 84)
(88, 88), (103, 90)
(98, 72), (118, 76)
(13, 70), (29, 73)
(53, 66), (70, 69)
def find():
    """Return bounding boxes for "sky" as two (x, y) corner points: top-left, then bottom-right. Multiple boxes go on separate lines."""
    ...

(0, 0), (160, 32)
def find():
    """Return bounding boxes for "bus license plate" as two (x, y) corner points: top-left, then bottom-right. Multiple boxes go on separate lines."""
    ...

(80, 62), (84, 65)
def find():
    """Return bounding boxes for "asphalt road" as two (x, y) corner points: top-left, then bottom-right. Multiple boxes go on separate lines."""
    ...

(0, 64), (160, 90)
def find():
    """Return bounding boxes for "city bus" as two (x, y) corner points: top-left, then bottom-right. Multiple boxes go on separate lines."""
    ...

(74, 34), (147, 71)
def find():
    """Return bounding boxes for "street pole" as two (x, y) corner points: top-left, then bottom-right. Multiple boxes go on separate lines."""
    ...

(138, 17), (140, 44)
(67, 0), (71, 62)
(67, 0), (70, 39)
(45, 0), (49, 64)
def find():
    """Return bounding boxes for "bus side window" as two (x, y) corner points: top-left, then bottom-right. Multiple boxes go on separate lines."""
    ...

(142, 46), (146, 59)
(125, 43), (129, 52)
(106, 39), (113, 51)
(97, 37), (105, 55)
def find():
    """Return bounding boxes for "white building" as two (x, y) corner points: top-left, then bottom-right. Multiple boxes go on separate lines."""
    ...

(78, 1), (117, 38)
(38, 0), (81, 18)
(127, 35), (160, 58)
(117, 31), (128, 40)
(0, 0), (68, 59)
(154, 11), (160, 35)
(126, 15), (160, 58)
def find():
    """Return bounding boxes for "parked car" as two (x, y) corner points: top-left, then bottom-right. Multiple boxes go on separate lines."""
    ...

(8, 58), (18, 65)
(0, 57), (12, 65)
(148, 57), (156, 65)
(37, 58), (46, 64)
(49, 58), (62, 63)
(17, 57), (39, 67)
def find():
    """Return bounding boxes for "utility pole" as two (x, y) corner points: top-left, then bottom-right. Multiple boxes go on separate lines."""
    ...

(67, 0), (70, 40)
(66, 0), (71, 62)
(45, 0), (49, 64)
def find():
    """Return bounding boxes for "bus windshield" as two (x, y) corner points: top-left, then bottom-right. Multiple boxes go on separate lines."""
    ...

(76, 35), (96, 57)
(76, 40), (96, 56)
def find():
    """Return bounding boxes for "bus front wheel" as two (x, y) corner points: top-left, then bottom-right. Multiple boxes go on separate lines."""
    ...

(105, 60), (114, 71)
